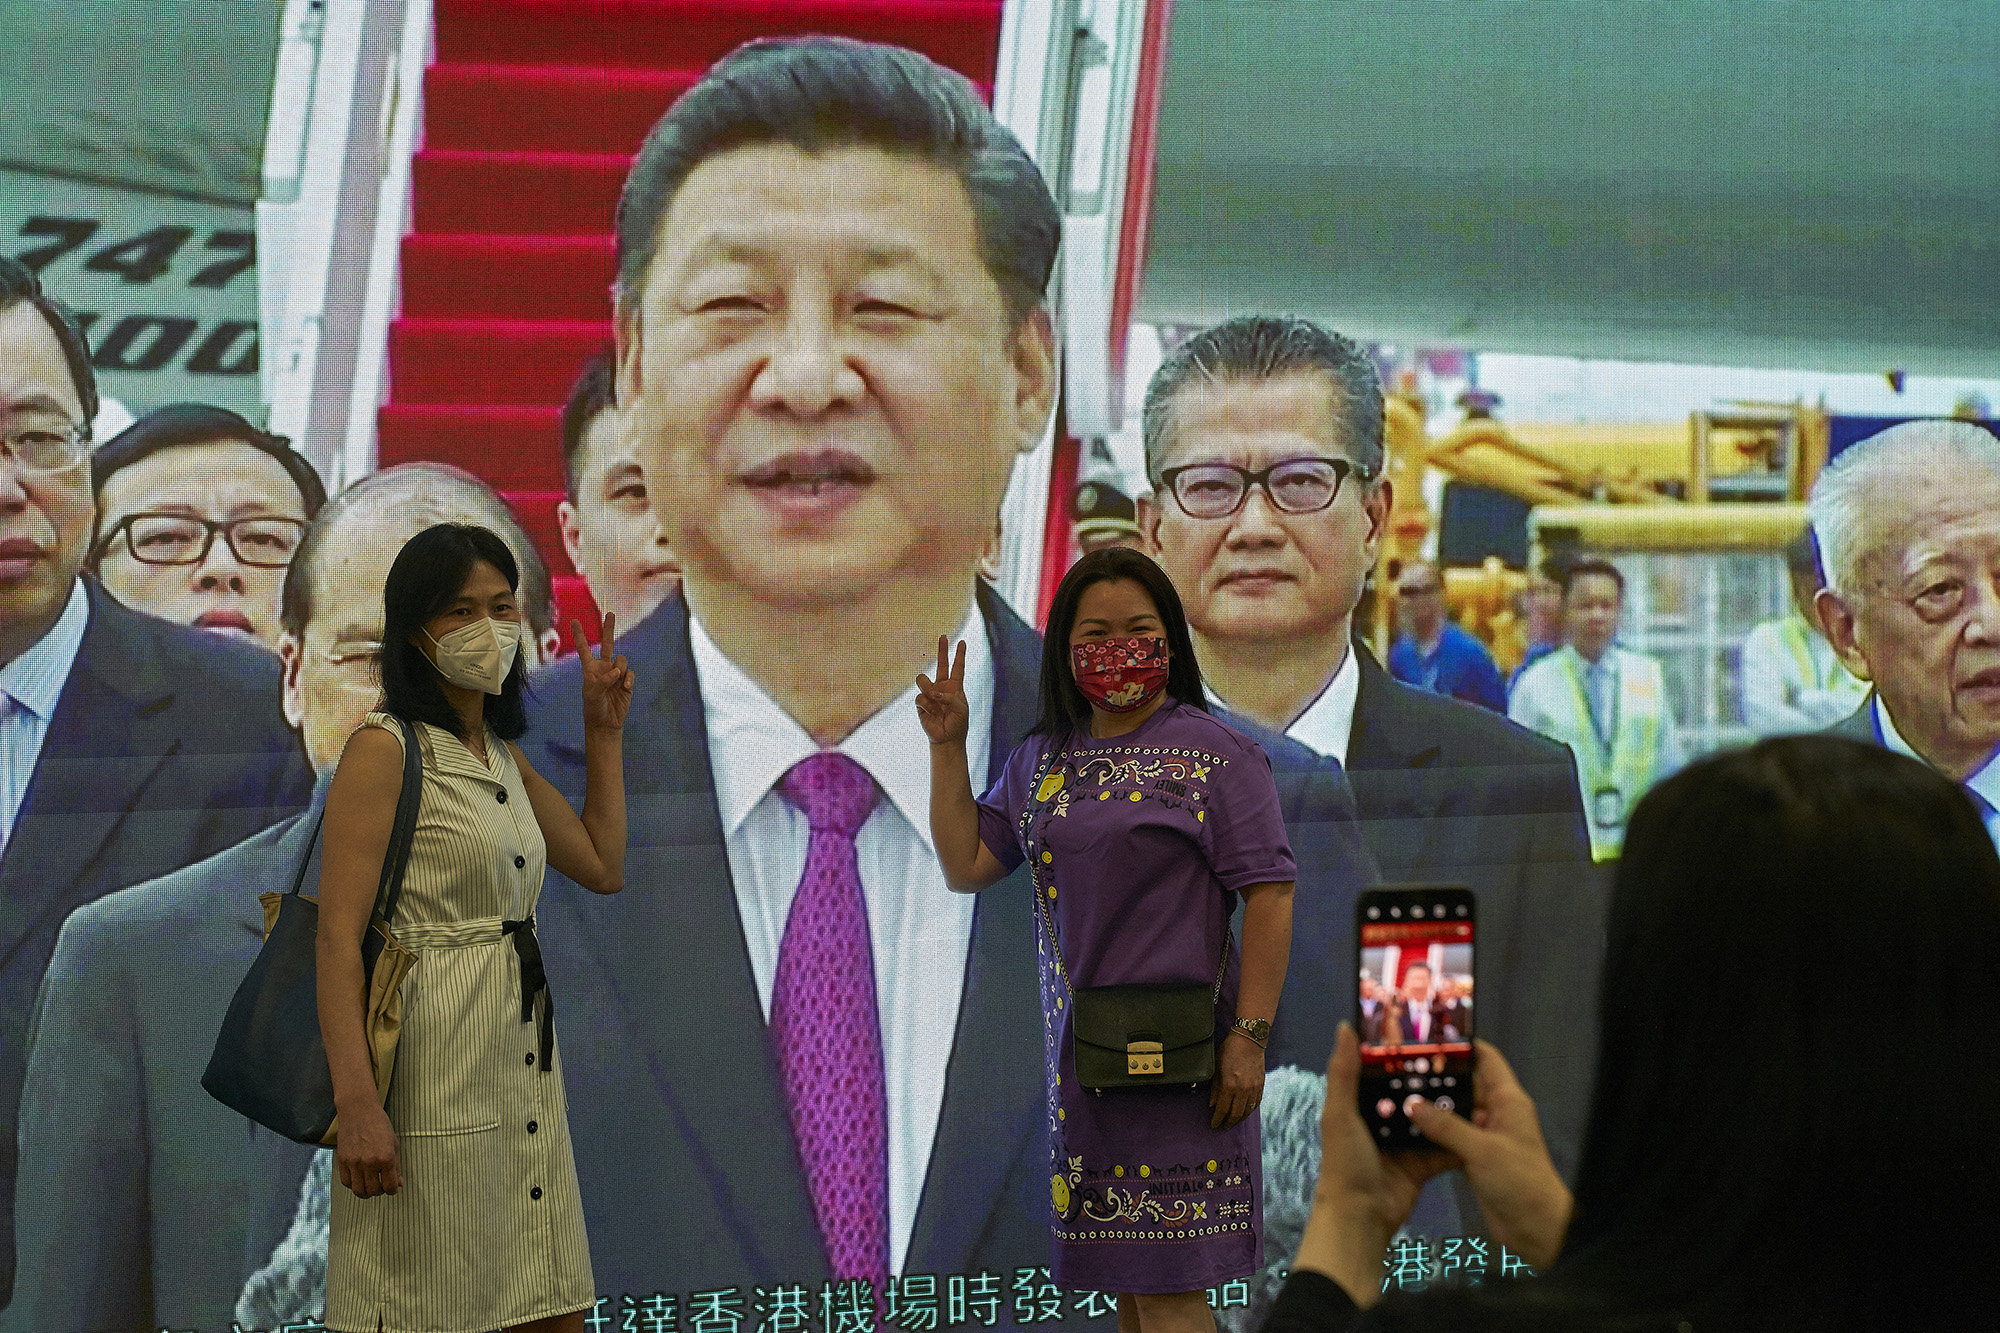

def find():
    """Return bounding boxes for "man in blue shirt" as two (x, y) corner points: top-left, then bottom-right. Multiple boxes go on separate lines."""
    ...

(1388, 560), (1507, 711)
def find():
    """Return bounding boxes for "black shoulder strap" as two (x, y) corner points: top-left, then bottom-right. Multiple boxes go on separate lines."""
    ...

(281, 716), (423, 919)
(373, 716), (423, 924)
(285, 810), (327, 898)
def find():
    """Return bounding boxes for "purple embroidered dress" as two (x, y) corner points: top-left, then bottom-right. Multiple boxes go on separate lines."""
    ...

(976, 700), (1296, 1293)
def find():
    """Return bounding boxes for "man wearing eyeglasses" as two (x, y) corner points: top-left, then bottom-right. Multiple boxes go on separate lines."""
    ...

(5, 461), (562, 1333)
(1139, 315), (1600, 1246)
(88, 403), (328, 649)
(0, 256), (311, 1304)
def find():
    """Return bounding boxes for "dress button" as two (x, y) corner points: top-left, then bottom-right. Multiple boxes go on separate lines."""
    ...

(525, 1052), (535, 1066)
(514, 855), (526, 869)
(530, 1186), (543, 1201)
(496, 790), (507, 804)
(527, 1120), (539, 1134)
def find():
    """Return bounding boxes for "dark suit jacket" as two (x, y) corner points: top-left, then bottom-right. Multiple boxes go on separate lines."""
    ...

(1382, 1002), (1461, 1046)
(0, 581), (310, 1302)
(1829, 697), (1877, 743)
(1277, 648), (1599, 1238)
(4, 812), (321, 1333)
(511, 586), (1373, 1308)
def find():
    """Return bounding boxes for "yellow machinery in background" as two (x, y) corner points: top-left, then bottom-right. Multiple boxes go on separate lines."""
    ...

(1366, 387), (1827, 667)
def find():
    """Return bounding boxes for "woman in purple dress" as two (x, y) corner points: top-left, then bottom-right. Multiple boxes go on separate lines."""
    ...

(919, 548), (1297, 1333)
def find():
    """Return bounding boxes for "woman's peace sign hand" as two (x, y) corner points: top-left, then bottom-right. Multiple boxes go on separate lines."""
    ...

(573, 612), (635, 733)
(915, 636), (971, 746)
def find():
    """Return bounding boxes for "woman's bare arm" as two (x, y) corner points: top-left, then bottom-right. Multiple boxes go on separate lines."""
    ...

(315, 726), (404, 1196)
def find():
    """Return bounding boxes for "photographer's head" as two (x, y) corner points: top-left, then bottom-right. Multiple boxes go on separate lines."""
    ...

(612, 37), (1058, 621)
(1139, 316), (1389, 654)
(0, 255), (97, 665)
(279, 464), (559, 770)
(89, 404), (326, 647)
(1810, 420), (2000, 780)
(1559, 736), (2000, 1323)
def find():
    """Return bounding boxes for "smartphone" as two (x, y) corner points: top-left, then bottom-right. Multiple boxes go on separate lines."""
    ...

(1356, 884), (1477, 1148)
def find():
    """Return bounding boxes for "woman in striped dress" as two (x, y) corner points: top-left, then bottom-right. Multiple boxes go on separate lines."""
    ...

(315, 523), (632, 1333)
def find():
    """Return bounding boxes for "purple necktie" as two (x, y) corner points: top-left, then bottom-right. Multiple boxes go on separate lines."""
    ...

(771, 752), (889, 1301)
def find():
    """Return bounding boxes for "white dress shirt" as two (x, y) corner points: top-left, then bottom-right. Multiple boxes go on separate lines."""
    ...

(688, 606), (991, 1274)
(0, 578), (90, 855)
(1873, 696), (2000, 851)
(1281, 642), (1362, 766)
(1740, 614), (1870, 735)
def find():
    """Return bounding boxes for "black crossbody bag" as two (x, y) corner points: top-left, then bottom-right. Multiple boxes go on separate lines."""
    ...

(1022, 745), (1229, 1092)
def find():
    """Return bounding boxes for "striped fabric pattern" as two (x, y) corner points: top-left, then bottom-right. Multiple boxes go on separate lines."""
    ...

(326, 713), (593, 1333)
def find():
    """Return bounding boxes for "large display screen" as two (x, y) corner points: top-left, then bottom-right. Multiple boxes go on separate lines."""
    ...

(4, 4), (1999, 1332)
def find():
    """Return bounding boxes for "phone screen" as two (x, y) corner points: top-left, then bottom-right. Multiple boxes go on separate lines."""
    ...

(1356, 885), (1477, 1147)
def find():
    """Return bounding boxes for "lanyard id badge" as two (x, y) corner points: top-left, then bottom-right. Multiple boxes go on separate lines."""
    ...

(1592, 786), (1625, 829)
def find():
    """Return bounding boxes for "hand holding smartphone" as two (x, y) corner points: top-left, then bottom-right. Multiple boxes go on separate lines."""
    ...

(1356, 884), (1477, 1149)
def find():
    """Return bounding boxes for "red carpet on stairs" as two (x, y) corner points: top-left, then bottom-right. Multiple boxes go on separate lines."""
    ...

(382, 0), (1005, 651)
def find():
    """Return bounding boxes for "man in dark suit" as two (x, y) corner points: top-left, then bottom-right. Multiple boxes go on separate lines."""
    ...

(0, 256), (310, 1303)
(1808, 420), (2000, 846)
(525, 580), (1372, 1304)
(496, 38), (1377, 1308)
(1141, 315), (1601, 1240)
(3, 464), (562, 1332)
(1382, 963), (1453, 1045)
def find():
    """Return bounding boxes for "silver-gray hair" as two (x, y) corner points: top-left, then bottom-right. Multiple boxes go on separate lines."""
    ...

(1806, 419), (2000, 595)
(1141, 315), (1386, 487)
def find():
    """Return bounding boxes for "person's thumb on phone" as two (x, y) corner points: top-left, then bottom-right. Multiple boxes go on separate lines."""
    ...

(1409, 1040), (1574, 1269)
(1405, 1094), (1478, 1156)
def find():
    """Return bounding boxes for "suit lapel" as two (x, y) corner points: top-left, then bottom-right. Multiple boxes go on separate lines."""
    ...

(1345, 648), (1455, 873)
(0, 585), (176, 968)
(1831, 694), (1880, 743)
(546, 598), (822, 1279)
(906, 584), (1045, 1273)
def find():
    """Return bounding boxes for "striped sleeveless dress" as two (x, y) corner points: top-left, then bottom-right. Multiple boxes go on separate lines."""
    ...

(325, 712), (594, 1333)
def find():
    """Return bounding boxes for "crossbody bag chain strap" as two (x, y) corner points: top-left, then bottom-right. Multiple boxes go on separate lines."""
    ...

(1020, 743), (1230, 1008)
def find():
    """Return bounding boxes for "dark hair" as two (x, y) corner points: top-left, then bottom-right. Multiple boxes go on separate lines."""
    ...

(280, 463), (557, 644)
(1142, 315), (1385, 483)
(1559, 557), (1625, 599)
(1033, 548), (1208, 737)
(0, 254), (99, 431)
(560, 352), (617, 502)
(90, 403), (327, 532)
(614, 36), (1058, 329)
(1379, 737), (2000, 1330)
(377, 524), (531, 742)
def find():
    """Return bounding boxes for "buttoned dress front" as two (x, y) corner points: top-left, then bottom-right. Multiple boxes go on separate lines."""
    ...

(326, 713), (594, 1333)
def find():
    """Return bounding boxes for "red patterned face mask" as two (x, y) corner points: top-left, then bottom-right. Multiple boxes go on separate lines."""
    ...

(1070, 635), (1170, 713)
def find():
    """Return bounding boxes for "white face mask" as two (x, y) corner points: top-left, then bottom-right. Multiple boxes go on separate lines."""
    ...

(424, 617), (522, 695)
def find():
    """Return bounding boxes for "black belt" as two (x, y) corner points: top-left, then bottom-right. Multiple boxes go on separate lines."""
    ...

(501, 916), (554, 1072)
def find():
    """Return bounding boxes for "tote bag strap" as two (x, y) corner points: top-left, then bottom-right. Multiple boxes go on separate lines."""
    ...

(282, 715), (424, 923)
(375, 715), (424, 924)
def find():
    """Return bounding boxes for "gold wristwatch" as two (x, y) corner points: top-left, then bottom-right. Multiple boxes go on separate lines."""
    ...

(1230, 1017), (1271, 1047)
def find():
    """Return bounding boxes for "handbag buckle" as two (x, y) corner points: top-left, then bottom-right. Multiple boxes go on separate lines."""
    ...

(1126, 1040), (1164, 1076)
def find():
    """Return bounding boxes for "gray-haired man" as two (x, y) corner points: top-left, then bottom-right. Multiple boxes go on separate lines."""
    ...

(1811, 419), (2000, 842)
(1138, 315), (1600, 1245)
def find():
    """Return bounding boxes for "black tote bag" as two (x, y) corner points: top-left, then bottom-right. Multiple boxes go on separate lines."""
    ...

(202, 715), (423, 1145)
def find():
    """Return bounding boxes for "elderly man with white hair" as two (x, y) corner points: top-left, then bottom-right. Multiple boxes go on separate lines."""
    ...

(1809, 418), (2000, 845)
